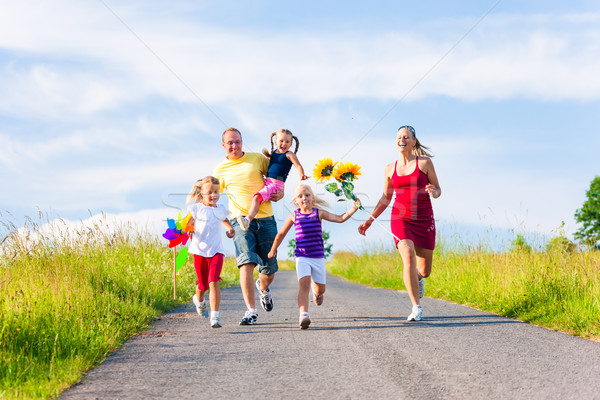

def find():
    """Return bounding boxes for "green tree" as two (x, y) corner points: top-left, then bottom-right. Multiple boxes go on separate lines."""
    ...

(574, 176), (600, 246)
(287, 231), (333, 259)
(510, 234), (532, 253)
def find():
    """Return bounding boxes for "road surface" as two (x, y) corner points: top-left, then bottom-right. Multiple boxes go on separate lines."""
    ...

(61, 270), (600, 399)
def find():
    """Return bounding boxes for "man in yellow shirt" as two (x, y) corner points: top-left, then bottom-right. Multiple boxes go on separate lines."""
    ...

(214, 128), (283, 325)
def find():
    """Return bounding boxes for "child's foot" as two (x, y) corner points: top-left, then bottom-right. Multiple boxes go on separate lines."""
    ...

(299, 313), (311, 329)
(236, 216), (250, 231)
(193, 294), (209, 318)
(211, 317), (222, 328)
(313, 292), (324, 306)
(407, 305), (423, 321)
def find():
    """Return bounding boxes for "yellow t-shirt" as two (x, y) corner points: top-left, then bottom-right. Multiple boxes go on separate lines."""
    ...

(213, 152), (273, 218)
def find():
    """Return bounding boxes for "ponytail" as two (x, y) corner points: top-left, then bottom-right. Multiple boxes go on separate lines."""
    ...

(262, 129), (299, 157)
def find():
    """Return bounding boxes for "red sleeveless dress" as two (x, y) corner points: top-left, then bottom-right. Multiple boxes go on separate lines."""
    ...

(390, 157), (436, 250)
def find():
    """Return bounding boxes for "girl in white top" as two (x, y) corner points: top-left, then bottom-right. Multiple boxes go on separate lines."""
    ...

(187, 176), (235, 328)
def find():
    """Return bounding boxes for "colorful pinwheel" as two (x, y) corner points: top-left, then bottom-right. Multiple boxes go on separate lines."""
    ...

(163, 210), (195, 299)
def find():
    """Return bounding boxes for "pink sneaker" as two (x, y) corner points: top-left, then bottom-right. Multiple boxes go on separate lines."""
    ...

(313, 292), (324, 306)
(299, 314), (311, 329)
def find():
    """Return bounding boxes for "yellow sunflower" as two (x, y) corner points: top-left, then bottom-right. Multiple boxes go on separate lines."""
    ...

(332, 162), (361, 182)
(313, 158), (337, 183)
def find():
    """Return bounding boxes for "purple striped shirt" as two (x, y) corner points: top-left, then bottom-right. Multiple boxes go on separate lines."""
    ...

(294, 208), (324, 258)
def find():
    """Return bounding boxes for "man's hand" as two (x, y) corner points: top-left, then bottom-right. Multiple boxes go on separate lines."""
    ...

(270, 188), (284, 202)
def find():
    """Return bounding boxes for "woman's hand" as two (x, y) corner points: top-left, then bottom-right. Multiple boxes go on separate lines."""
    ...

(268, 249), (276, 259)
(226, 228), (235, 238)
(425, 184), (440, 198)
(358, 219), (373, 236)
(300, 174), (309, 180)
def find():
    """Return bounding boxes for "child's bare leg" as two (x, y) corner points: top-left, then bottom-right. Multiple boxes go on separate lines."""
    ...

(209, 281), (220, 311)
(298, 276), (311, 313)
(246, 195), (262, 222)
(196, 287), (207, 303)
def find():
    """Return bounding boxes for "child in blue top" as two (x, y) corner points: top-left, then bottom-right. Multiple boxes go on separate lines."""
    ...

(237, 128), (309, 230)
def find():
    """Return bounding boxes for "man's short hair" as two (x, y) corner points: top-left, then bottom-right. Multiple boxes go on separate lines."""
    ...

(222, 128), (242, 142)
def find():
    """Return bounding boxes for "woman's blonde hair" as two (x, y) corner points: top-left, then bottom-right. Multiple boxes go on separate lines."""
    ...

(187, 176), (219, 204)
(263, 128), (300, 158)
(292, 184), (328, 209)
(398, 125), (434, 157)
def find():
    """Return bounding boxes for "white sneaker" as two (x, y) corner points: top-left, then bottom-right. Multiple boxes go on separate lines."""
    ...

(299, 313), (311, 329)
(407, 305), (423, 321)
(418, 277), (425, 299)
(193, 294), (208, 318)
(239, 310), (258, 325)
(236, 216), (250, 231)
(211, 317), (222, 328)
(256, 279), (273, 312)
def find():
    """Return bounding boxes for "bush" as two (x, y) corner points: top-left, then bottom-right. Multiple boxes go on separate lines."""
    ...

(546, 236), (576, 253)
(510, 234), (532, 253)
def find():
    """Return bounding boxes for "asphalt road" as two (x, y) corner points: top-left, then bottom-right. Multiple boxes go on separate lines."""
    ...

(61, 270), (600, 399)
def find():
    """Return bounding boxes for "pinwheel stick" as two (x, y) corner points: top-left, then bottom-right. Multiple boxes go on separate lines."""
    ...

(173, 247), (177, 300)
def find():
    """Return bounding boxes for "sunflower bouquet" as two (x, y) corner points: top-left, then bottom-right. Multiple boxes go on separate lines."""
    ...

(313, 158), (363, 208)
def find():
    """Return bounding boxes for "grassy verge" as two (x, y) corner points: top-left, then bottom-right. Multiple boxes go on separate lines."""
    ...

(0, 218), (240, 400)
(328, 247), (600, 340)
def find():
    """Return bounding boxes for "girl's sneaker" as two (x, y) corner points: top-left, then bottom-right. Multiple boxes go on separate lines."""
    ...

(407, 305), (423, 321)
(418, 277), (425, 299)
(193, 294), (209, 318)
(211, 317), (222, 328)
(236, 216), (250, 231)
(299, 313), (311, 329)
(313, 292), (324, 306)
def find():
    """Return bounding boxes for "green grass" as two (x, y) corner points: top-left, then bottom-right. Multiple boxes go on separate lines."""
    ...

(3, 214), (599, 399)
(0, 217), (239, 399)
(328, 246), (600, 340)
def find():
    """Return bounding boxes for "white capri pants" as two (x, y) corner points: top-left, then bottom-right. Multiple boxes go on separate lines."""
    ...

(295, 257), (326, 284)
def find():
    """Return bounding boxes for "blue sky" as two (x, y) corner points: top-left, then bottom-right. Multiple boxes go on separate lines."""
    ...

(1, 1), (599, 255)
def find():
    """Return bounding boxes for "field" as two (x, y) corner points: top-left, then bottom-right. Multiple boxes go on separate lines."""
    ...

(1, 216), (599, 399)
(328, 245), (600, 340)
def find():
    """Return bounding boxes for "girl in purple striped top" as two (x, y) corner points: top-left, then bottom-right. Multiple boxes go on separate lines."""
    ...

(268, 184), (361, 329)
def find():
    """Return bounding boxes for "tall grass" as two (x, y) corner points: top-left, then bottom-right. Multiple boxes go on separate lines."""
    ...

(0, 215), (239, 399)
(328, 244), (600, 340)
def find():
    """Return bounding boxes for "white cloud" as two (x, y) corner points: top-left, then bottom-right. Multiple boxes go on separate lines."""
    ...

(2, 5), (600, 119)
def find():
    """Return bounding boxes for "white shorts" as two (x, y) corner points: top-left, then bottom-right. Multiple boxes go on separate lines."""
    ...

(295, 257), (326, 284)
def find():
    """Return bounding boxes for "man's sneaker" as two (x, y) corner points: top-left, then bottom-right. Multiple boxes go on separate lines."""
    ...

(299, 314), (311, 329)
(407, 305), (423, 321)
(418, 277), (425, 299)
(236, 216), (250, 231)
(211, 317), (222, 328)
(239, 310), (258, 325)
(256, 279), (273, 312)
(193, 294), (209, 318)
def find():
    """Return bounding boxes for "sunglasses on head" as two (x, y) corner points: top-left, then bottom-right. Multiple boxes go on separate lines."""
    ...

(398, 125), (415, 135)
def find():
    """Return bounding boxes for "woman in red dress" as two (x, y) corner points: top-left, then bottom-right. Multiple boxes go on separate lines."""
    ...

(358, 125), (441, 321)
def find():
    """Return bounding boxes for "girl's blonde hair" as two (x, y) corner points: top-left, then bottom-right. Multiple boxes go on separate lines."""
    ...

(263, 128), (300, 158)
(399, 126), (434, 157)
(292, 184), (328, 209)
(187, 176), (219, 204)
